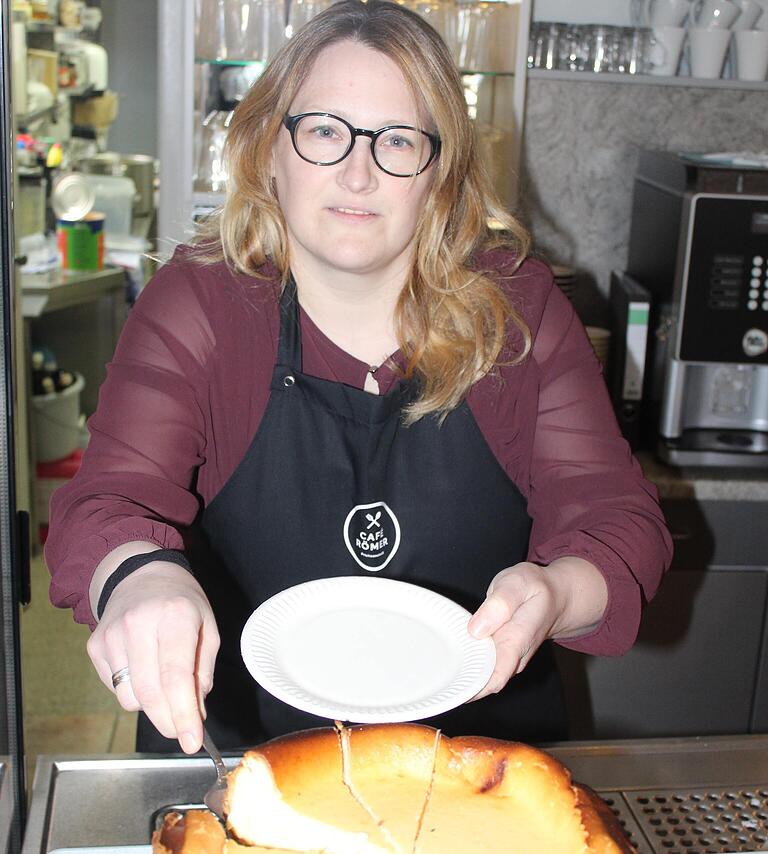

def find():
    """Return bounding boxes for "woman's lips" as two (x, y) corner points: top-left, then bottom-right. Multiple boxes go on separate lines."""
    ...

(326, 206), (378, 221)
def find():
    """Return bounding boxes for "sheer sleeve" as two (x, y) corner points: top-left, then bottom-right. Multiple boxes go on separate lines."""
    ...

(45, 250), (215, 628)
(526, 278), (673, 656)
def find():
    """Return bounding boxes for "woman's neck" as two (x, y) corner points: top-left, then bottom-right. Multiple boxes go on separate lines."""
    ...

(291, 261), (405, 368)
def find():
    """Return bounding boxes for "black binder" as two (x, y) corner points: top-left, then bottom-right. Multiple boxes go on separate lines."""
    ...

(609, 271), (652, 449)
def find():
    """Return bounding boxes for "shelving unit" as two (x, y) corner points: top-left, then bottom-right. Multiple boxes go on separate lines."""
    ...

(158, 0), (532, 249)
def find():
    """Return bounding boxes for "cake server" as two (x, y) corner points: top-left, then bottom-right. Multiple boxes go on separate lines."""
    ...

(202, 726), (228, 820)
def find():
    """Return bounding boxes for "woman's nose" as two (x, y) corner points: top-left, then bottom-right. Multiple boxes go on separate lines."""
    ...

(337, 138), (378, 193)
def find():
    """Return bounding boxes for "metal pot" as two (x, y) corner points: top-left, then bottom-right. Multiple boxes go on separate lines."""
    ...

(76, 152), (125, 176)
(120, 154), (156, 217)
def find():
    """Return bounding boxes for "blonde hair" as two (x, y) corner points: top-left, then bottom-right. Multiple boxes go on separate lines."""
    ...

(194, 0), (531, 423)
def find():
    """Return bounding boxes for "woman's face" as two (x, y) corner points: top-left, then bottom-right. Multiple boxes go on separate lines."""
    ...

(272, 40), (436, 285)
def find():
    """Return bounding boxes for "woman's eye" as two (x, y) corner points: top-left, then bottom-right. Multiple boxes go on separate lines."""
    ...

(310, 125), (339, 139)
(382, 134), (415, 150)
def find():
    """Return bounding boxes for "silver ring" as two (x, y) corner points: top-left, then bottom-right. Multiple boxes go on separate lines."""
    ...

(111, 666), (131, 689)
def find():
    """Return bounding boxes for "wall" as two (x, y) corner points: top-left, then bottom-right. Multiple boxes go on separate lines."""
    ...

(518, 78), (767, 322)
(98, 0), (158, 158)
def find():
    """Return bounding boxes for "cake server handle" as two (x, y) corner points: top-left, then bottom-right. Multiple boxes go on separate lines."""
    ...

(202, 726), (228, 821)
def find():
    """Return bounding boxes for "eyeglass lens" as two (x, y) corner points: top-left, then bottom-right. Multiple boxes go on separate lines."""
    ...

(292, 115), (432, 176)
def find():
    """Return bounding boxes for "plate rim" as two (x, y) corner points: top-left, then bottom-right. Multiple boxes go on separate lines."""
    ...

(240, 576), (496, 723)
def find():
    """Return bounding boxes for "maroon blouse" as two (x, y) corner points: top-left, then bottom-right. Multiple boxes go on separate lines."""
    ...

(45, 246), (673, 653)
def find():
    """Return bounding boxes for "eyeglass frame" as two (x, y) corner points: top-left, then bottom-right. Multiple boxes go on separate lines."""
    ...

(282, 112), (441, 177)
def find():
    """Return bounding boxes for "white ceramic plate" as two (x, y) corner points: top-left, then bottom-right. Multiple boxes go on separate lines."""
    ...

(240, 576), (496, 723)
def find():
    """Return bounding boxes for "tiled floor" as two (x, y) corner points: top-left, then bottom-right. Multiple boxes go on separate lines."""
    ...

(20, 553), (137, 783)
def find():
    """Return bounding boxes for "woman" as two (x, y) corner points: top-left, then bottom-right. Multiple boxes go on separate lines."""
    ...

(46, 0), (672, 754)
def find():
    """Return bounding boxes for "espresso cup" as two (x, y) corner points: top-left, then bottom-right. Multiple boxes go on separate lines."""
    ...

(732, 0), (764, 27)
(734, 28), (768, 78)
(689, 26), (732, 75)
(696, 0), (741, 27)
(649, 25), (687, 73)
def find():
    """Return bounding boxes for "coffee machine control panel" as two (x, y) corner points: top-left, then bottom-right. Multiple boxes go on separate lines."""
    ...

(679, 195), (768, 364)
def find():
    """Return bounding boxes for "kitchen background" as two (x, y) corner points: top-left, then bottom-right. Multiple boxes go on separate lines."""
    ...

(2, 1), (768, 849)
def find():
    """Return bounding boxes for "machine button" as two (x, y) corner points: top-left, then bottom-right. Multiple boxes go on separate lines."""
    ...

(763, 301), (768, 311)
(748, 300), (758, 310)
(753, 267), (763, 277)
(752, 278), (762, 287)
(743, 328), (768, 356)
(750, 289), (760, 299)
(753, 255), (764, 266)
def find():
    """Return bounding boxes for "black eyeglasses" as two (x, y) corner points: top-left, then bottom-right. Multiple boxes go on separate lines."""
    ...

(282, 112), (441, 177)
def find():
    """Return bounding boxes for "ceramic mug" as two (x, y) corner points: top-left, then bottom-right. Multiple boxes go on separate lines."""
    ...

(732, 0), (764, 27)
(649, 26), (687, 73)
(753, 0), (768, 25)
(696, 0), (741, 27)
(633, 0), (693, 25)
(689, 26), (732, 75)
(733, 28), (768, 78)
(649, 0), (693, 25)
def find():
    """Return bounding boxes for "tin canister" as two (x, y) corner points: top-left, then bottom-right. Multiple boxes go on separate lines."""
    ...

(56, 212), (105, 271)
(52, 173), (95, 221)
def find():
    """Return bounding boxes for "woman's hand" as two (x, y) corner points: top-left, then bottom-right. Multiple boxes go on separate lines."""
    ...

(467, 557), (607, 700)
(86, 562), (220, 754)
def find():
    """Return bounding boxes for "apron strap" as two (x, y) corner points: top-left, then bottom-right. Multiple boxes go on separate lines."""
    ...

(276, 274), (302, 371)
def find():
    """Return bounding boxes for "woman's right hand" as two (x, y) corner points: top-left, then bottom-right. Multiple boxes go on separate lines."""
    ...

(86, 562), (220, 754)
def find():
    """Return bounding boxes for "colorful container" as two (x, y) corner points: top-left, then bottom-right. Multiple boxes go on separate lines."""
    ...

(56, 211), (105, 270)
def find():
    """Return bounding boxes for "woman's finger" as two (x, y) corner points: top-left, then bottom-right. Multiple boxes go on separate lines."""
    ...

(122, 607), (167, 725)
(471, 593), (551, 699)
(468, 589), (518, 639)
(86, 632), (116, 691)
(196, 612), (220, 699)
(157, 599), (205, 753)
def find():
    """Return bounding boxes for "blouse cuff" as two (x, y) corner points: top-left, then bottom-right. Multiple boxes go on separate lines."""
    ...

(47, 518), (186, 630)
(531, 535), (643, 657)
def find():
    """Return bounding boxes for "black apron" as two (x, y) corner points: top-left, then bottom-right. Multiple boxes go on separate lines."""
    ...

(137, 277), (565, 751)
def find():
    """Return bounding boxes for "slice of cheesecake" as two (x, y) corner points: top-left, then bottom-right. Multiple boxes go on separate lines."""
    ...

(415, 735), (593, 854)
(340, 724), (440, 853)
(225, 727), (394, 854)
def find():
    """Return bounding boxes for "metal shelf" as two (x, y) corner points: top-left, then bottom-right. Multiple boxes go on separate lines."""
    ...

(528, 67), (768, 91)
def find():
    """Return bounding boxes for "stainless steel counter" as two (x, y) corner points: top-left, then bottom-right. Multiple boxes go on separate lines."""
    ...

(20, 268), (126, 319)
(21, 735), (768, 854)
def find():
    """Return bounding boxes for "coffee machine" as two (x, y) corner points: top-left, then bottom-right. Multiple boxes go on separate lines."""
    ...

(624, 150), (768, 467)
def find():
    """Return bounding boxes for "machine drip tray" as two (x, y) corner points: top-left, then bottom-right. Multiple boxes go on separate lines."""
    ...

(659, 429), (768, 468)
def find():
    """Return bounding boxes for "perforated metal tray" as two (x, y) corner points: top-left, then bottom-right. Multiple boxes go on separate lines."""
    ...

(623, 786), (768, 853)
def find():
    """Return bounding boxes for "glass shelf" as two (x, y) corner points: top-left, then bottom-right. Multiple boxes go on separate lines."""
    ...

(459, 69), (515, 77)
(195, 58), (267, 68)
(195, 58), (516, 76)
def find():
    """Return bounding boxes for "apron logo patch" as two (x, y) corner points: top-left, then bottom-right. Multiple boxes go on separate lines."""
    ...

(343, 501), (401, 571)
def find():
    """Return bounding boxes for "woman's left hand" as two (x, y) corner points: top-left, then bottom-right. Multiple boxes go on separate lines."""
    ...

(467, 557), (607, 700)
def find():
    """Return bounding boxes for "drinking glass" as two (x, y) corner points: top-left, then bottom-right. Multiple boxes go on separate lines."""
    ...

(619, 27), (656, 73)
(194, 110), (232, 193)
(196, 0), (227, 60)
(528, 21), (562, 70)
(587, 25), (621, 72)
(465, 2), (492, 71)
(557, 24), (590, 71)
(258, 0), (287, 61)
